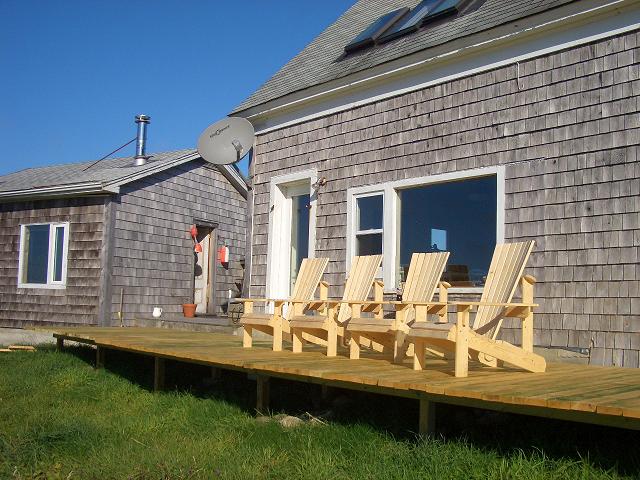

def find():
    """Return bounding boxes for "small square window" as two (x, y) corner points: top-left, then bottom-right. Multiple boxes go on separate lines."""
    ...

(357, 195), (383, 231)
(18, 223), (69, 288)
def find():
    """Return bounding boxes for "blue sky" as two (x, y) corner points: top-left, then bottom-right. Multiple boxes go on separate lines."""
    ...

(0, 1), (354, 176)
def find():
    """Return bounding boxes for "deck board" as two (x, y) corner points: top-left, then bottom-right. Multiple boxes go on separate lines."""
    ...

(43, 327), (640, 430)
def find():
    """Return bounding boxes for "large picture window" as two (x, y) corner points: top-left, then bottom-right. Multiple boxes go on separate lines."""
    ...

(18, 223), (69, 288)
(398, 176), (497, 287)
(347, 167), (503, 292)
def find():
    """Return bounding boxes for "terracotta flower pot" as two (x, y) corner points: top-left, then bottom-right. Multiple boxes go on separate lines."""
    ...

(182, 303), (197, 318)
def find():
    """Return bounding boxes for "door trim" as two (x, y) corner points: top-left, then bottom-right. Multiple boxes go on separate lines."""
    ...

(266, 169), (317, 301)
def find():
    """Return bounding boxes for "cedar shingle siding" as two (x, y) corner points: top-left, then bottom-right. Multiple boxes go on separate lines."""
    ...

(110, 160), (246, 321)
(0, 197), (106, 327)
(0, 160), (246, 327)
(249, 31), (640, 367)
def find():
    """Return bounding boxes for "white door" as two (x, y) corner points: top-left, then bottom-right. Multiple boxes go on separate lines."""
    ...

(267, 181), (312, 300)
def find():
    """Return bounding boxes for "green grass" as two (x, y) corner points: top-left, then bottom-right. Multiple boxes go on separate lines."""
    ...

(1, 346), (638, 479)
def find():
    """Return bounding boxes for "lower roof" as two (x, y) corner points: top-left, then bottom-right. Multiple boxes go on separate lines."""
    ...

(0, 149), (248, 201)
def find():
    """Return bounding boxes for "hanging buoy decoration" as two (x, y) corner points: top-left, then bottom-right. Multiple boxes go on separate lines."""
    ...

(189, 225), (202, 252)
(218, 245), (229, 264)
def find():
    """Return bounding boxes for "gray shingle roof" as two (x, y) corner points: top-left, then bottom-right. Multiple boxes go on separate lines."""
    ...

(0, 149), (197, 194)
(232, 0), (577, 114)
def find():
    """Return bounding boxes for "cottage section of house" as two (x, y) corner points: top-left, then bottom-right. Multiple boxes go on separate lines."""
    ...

(232, 0), (640, 367)
(0, 149), (247, 328)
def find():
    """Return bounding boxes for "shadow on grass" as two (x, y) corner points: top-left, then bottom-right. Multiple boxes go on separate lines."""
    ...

(62, 344), (640, 476)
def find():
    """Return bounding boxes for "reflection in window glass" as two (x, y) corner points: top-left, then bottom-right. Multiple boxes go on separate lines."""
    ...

(290, 194), (310, 293)
(53, 226), (65, 282)
(357, 233), (382, 256)
(357, 195), (383, 230)
(356, 194), (383, 256)
(398, 176), (496, 287)
(24, 225), (50, 284)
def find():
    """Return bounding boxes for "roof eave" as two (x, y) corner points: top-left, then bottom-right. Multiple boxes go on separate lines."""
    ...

(216, 164), (249, 199)
(0, 183), (117, 203)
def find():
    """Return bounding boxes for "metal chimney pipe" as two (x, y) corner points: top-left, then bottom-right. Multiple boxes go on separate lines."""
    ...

(134, 114), (151, 166)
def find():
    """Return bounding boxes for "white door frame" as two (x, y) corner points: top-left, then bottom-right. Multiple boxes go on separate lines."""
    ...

(266, 169), (317, 300)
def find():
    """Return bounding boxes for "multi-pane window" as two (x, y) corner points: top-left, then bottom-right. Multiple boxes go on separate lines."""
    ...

(355, 194), (383, 255)
(18, 223), (69, 287)
(398, 176), (497, 287)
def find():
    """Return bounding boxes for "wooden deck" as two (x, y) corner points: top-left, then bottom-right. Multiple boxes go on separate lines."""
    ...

(47, 327), (640, 434)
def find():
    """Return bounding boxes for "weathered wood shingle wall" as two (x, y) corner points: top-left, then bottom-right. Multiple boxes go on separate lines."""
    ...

(250, 31), (640, 367)
(110, 161), (246, 321)
(0, 197), (106, 327)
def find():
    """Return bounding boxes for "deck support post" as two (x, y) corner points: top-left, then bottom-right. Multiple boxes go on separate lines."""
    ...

(256, 376), (270, 414)
(95, 346), (105, 369)
(154, 357), (165, 391)
(56, 337), (64, 351)
(210, 367), (220, 380)
(418, 399), (436, 437)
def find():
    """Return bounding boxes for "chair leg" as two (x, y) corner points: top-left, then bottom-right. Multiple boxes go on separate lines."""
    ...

(393, 331), (406, 363)
(349, 333), (360, 359)
(292, 328), (303, 353)
(327, 323), (337, 357)
(454, 329), (469, 378)
(454, 342), (469, 377)
(413, 340), (426, 370)
(272, 323), (283, 352)
(242, 326), (252, 348)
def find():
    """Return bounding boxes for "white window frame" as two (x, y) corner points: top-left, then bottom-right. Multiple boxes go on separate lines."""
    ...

(354, 191), (384, 255)
(346, 166), (505, 294)
(346, 189), (386, 279)
(17, 222), (70, 289)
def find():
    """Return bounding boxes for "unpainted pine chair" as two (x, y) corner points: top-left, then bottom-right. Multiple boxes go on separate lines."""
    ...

(289, 255), (383, 357)
(239, 257), (329, 351)
(346, 251), (450, 362)
(408, 241), (546, 377)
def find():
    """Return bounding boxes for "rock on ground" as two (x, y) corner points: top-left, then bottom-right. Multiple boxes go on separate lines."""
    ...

(0, 328), (56, 347)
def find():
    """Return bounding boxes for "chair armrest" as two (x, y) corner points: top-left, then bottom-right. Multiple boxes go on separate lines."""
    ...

(290, 299), (343, 309)
(387, 301), (448, 307)
(236, 298), (288, 305)
(449, 301), (538, 308)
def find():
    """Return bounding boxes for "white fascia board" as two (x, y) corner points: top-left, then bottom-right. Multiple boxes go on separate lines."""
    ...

(0, 183), (111, 202)
(216, 164), (249, 198)
(236, 0), (637, 134)
(0, 152), (200, 202)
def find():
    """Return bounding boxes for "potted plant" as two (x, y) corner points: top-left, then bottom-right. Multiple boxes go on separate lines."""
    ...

(182, 298), (197, 318)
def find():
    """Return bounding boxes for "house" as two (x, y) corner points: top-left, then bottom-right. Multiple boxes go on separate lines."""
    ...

(0, 129), (248, 328)
(232, 0), (640, 367)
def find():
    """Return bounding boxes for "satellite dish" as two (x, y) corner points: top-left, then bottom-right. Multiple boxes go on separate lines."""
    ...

(197, 117), (255, 165)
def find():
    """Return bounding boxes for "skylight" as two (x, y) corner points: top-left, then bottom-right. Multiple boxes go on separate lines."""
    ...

(344, 7), (409, 53)
(344, 0), (464, 53)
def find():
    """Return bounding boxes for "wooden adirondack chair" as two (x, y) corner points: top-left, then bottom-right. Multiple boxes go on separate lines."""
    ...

(346, 252), (450, 362)
(289, 255), (383, 357)
(408, 241), (546, 377)
(239, 257), (329, 351)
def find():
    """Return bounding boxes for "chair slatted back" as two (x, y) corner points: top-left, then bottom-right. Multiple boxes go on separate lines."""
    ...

(474, 241), (535, 338)
(287, 257), (329, 320)
(337, 255), (383, 323)
(402, 252), (450, 302)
